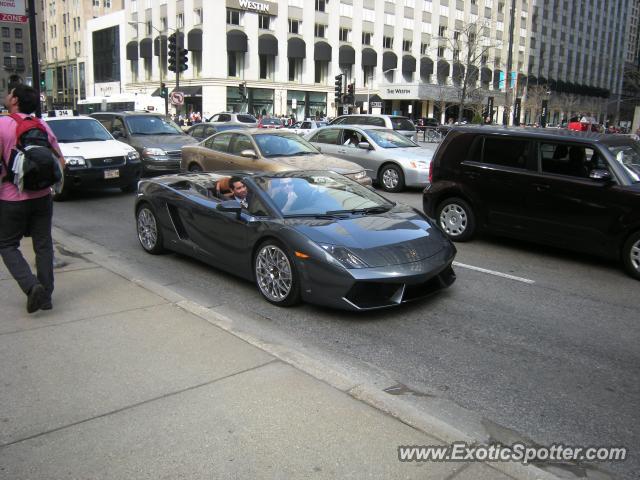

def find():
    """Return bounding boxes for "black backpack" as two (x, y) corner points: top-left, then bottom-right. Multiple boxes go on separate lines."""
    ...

(2, 113), (61, 191)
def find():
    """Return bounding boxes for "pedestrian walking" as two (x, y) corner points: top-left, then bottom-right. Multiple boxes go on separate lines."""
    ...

(0, 84), (65, 313)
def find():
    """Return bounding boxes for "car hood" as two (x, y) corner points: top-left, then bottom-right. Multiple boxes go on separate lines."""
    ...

(58, 139), (136, 158)
(382, 146), (436, 163)
(289, 205), (451, 267)
(276, 153), (363, 174)
(129, 134), (198, 150)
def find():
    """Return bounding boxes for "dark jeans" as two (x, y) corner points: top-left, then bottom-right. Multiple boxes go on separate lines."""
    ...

(0, 195), (54, 298)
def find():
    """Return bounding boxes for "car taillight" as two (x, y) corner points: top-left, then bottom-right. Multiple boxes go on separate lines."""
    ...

(428, 162), (433, 183)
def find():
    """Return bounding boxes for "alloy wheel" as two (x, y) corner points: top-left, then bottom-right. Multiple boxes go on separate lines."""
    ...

(382, 168), (399, 190)
(255, 245), (292, 302)
(137, 208), (158, 251)
(631, 238), (640, 273)
(440, 203), (468, 237)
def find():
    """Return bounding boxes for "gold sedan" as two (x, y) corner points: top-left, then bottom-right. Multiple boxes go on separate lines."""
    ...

(180, 128), (371, 185)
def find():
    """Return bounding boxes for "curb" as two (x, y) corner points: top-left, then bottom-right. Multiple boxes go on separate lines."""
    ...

(51, 226), (610, 480)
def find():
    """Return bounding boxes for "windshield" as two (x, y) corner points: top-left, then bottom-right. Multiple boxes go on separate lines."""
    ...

(365, 129), (418, 148)
(260, 118), (282, 126)
(608, 143), (640, 183)
(254, 133), (319, 157)
(391, 117), (416, 131)
(237, 114), (257, 123)
(47, 118), (112, 143)
(255, 172), (394, 216)
(125, 115), (183, 135)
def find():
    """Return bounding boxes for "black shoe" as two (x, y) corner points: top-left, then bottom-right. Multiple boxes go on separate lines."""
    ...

(27, 284), (47, 314)
(41, 301), (52, 311)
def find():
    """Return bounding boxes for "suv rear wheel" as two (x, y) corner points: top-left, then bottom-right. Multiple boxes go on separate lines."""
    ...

(436, 197), (476, 241)
(622, 231), (640, 280)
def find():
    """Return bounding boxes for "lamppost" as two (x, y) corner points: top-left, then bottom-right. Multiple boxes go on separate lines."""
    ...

(367, 68), (396, 114)
(128, 21), (175, 115)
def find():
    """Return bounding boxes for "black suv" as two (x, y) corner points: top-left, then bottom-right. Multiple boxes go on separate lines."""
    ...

(423, 126), (640, 279)
(91, 112), (197, 175)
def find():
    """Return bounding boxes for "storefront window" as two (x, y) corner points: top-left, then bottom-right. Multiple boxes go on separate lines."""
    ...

(307, 92), (327, 119)
(251, 88), (274, 117)
(226, 86), (248, 113)
(287, 90), (305, 120)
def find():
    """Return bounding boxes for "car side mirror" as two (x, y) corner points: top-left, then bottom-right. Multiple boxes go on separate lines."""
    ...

(240, 149), (258, 159)
(216, 200), (243, 219)
(589, 169), (612, 182)
(358, 141), (373, 150)
(112, 130), (123, 139)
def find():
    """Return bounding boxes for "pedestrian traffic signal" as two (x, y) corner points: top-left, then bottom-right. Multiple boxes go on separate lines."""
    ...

(161, 82), (168, 98)
(238, 82), (247, 99)
(334, 74), (343, 104)
(347, 83), (354, 95)
(168, 33), (177, 72)
(179, 48), (189, 72)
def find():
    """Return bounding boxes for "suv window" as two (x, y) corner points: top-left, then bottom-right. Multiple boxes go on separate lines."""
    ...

(480, 137), (530, 169)
(391, 117), (416, 131)
(540, 142), (594, 178)
(111, 117), (126, 136)
(93, 114), (112, 131)
(237, 114), (257, 123)
(313, 128), (341, 144)
(218, 114), (232, 122)
(209, 114), (220, 122)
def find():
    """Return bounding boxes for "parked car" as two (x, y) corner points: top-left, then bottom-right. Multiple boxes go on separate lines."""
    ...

(135, 170), (456, 309)
(206, 112), (258, 127)
(329, 114), (417, 141)
(423, 126), (640, 279)
(185, 123), (249, 141)
(290, 120), (328, 136)
(44, 114), (142, 200)
(91, 112), (197, 175)
(305, 125), (433, 192)
(180, 129), (371, 186)
(257, 117), (284, 129)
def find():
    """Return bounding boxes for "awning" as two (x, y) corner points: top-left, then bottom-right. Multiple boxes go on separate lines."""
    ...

(171, 86), (202, 97)
(382, 51), (397, 71)
(362, 48), (377, 67)
(420, 57), (433, 75)
(259, 34), (278, 56)
(227, 30), (248, 53)
(154, 35), (167, 57)
(126, 41), (138, 61)
(287, 37), (305, 59)
(402, 55), (416, 73)
(188, 28), (202, 52)
(314, 41), (331, 61)
(481, 67), (492, 83)
(437, 59), (450, 77)
(139, 38), (153, 59)
(339, 45), (355, 65)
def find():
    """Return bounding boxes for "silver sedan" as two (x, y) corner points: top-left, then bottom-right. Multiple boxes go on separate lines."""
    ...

(305, 125), (436, 192)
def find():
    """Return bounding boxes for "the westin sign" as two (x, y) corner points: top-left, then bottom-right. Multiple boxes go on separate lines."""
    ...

(227, 0), (278, 15)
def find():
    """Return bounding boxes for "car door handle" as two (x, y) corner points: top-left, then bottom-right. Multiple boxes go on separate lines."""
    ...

(337, 149), (347, 154)
(533, 183), (550, 192)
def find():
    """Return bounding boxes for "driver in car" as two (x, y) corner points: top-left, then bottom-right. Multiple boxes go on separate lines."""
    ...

(230, 176), (251, 209)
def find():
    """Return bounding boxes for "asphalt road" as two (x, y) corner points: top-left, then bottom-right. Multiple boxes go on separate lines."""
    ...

(52, 186), (639, 479)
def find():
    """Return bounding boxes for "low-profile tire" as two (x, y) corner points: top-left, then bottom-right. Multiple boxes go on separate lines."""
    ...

(188, 163), (203, 172)
(253, 240), (301, 307)
(436, 197), (476, 242)
(379, 163), (405, 192)
(136, 203), (165, 254)
(622, 231), (640, 280)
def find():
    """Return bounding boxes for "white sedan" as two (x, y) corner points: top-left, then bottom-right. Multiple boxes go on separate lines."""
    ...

(290, 120), (328, 136)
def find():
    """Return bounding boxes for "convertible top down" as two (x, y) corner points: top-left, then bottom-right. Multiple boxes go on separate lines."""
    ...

(135, 170), (456, 310)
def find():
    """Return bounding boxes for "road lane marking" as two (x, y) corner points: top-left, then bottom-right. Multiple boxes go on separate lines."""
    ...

(453, 261), (535, 284)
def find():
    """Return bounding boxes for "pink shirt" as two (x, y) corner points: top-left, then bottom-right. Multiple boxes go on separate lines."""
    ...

(0, 113), (62, 201)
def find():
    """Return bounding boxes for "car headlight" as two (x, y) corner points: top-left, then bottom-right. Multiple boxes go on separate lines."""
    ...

(410, 160), (429, 170)
(142, 147), (167, 157)
(65, 156), (86, 167)
(127, 150), (140, 161)
(320, 244), (369, 269)
(354, 170), (367, 179)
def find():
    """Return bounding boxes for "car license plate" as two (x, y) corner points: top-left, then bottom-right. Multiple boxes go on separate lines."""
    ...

(104, 169), (120, 179)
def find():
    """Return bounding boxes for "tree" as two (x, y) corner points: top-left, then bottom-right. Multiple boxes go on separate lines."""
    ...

(439, 19), (501, 123)
(523, 84), (549, 124)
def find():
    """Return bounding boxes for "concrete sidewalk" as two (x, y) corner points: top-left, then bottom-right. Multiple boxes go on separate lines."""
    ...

(0, 235), (588, 479)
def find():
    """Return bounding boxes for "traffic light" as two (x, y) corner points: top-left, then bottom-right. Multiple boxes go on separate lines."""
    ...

(334, 74), (343, 105)
(347, 82), (354, 96)
(160, 82), (168, 98)
(168, 33), (177, 72)
(39, 71), (45, 89)
(238, 82), (247, 99)
(179, 48), (189, 72)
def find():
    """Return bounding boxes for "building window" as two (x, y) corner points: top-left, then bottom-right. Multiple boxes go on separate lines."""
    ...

(228, 52), (244, 77)
(288, 19), (301, 34)
(176, 13), (184, 28)
(227, 9), (241, 25)
(339, 28), (350, 42)
(131, 60), (139, 82)
(403, 39), (412, 52)
(160, 17), (167, 30)
(2, 42), (9, 52)
(1, 27), (8, 38)
(194, 8), (202, 24)
(258, 14), (271, 30)
(315, 0), (326, 12)
(383, 36), (393, 49)
(315, 60), (328, 84)
(362, 32), (372, 45)
(104, 0), (111, 7)
(453, 49), (459, 60)
(439, 25), (447, 37)
(146, 21), (152, 35)
(314, 23), (326, 38)
(437, 46), (445, 57)
(259, 54), (275, 80)
(3, 56), (11, 67)
(289, 57), (302, 82)
(14, 29), (22, 39)
(93, 0), (99, 6)
(453, 31), (460, 40)
(363, 65), (374, 86)
(192, 50), (202, 77)
(420, 42), (429, 54)
(144, 57), (152, 81)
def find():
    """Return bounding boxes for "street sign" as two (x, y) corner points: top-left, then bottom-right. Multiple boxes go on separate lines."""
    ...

(170, 91), (184, 106)
(0, 0), (27, 23)
(291, 98), (297, 109)
(370, 101), (382, 108)
(343, 106), (349, 115)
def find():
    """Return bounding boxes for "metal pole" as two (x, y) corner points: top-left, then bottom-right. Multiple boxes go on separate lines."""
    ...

(27, 0), (41, 117)
(503, 0), (517, 126)
(175, 28), (180, 117)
